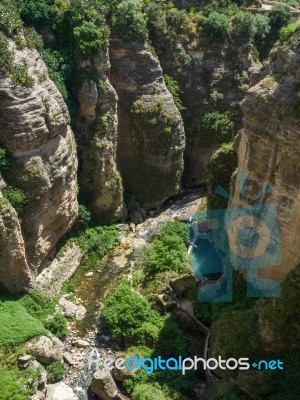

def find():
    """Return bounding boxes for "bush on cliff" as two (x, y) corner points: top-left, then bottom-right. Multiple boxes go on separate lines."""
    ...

(114, 0), (148, 42)
(4, 187), (27, 214)
(202, 12), (231, 40)
(200, 111), (234, 143)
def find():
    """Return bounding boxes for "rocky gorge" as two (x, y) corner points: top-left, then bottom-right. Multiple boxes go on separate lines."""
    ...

(0, 1), (300, 400)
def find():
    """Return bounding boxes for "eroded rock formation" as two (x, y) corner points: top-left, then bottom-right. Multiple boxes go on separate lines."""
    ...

(0, 40), (78, 291)
(110, 37), (186, 208)
(231, 32), (300, 281)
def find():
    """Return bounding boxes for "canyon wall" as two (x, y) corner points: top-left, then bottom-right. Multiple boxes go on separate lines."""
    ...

(231, 32), (300, 282)
(76, 48), (124, 224)
(109, 37), (186, 208)
(0, 40), (78, 292)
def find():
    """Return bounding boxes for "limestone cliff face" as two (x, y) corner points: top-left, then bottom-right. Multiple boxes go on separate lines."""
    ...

(109, 37), (186, 208)
(231, 32), (300, 282)
(0, 40), (78, 290)
(153, 32), (259, 185)
(76, 48), (124, 224)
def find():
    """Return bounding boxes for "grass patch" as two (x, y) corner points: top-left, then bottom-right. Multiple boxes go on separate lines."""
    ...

(0, 302), (46, 348)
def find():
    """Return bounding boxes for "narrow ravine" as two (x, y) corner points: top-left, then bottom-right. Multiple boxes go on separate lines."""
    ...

(62, 188), (204, 399)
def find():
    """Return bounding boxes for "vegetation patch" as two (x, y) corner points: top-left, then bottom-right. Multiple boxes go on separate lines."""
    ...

(0, 302), (46, 348)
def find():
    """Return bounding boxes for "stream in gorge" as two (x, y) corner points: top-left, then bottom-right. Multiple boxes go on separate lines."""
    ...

(63, 188), (204, 399)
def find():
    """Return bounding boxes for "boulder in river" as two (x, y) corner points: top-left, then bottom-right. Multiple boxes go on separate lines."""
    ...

(46, 382), (78, 400)
(91, 368), (118, 400)
(27, 335), (63, 365)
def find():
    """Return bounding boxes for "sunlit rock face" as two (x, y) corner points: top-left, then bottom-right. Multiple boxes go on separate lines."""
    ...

(0, 40), (78, 291)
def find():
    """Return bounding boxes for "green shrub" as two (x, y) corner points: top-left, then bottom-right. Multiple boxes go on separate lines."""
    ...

(0, 366), (33, 400)
(210, 90), (224, 105)
(279, 20), (300, 42)
(0, 302), (46, 348)
(0, 0), (23, 38)
(104, 284), (161, 343)
(73, 21), (109, 59)
(4, 187), (27, 213)
(46, 361), (66, 383)
(202, 12), (231, 40)
(24, 27), (43, 51)
(114, 0), (148, 42)
(144, 234), (188, 275)
(77, 204), (92, 228)
(164, 75), (185, 111)
(160, 221), (189, 246)
(16, 0), (55, 28)
(232, 11), (257, 39)
(0, 32), (13, 70)
(254, 14), (271, 40)
(10, 64), (34, 88)
(73, 225), (120, 256)
(132, 270), (145, 287)
(211, 309), (263, 359)
(131, 383), (166, 400)
(42, 48), (72, 100)
(45, 313), (68, 339)
(256, 264), (300, 350)
(200, 111), (234, 143)
(0, 147), (13, 173)
(269, 5), (292, 31)
(207, 142), (237, 210)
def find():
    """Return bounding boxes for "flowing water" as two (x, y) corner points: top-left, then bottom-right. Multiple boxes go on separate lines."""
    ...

(65, 188), (204, 399)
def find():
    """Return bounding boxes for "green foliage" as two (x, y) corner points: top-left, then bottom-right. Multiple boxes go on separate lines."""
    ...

(0, 366), (33, 400)
(42, 48), (72, 100)
(132, 270), (145, 288)
(211, 309), (263, 359)
(114, 0), (148, 42)
(0, 0), (23, 38)
(10, 64), (34, 88)
(0, 32), (13, 69)
(73, 225), (120, 256)
(16, 0), (55, 27)
(202, 12), (231, 40)
(144, 234), (188, 275)
(73, 21), (108, 59)
(46, 361), (66, 383)
(232, 11), (257, 39)
(24, 27), (43, 51)
(4, 187), (27, 213)
(254, 14), (271, 40)
(77, 204), (92, 228)
(44, 313), (68, 339)
(210, 90), (224, 105)
(207, 142), (237, 210)
(279, 20), (300, 42)
(256, 264), (300, 350)
(269, 5), (292, 31)
(206, 378), (246, 400)
(20, 290), (67, 338)
(0, 147), (13, 173)
(104, 283), (161, 343)
(160, 221), (189, 246)
(131, 383), (166, 400)
(164, 75), (185, 111)
(0, 33), (34, 88)
(0, 302), (46, 348)
(190, 271), (257, 325)
(200, 111), (234, 143)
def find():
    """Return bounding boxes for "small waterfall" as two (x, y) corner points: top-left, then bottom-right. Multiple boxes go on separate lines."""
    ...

(73, 348), (101, 400)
